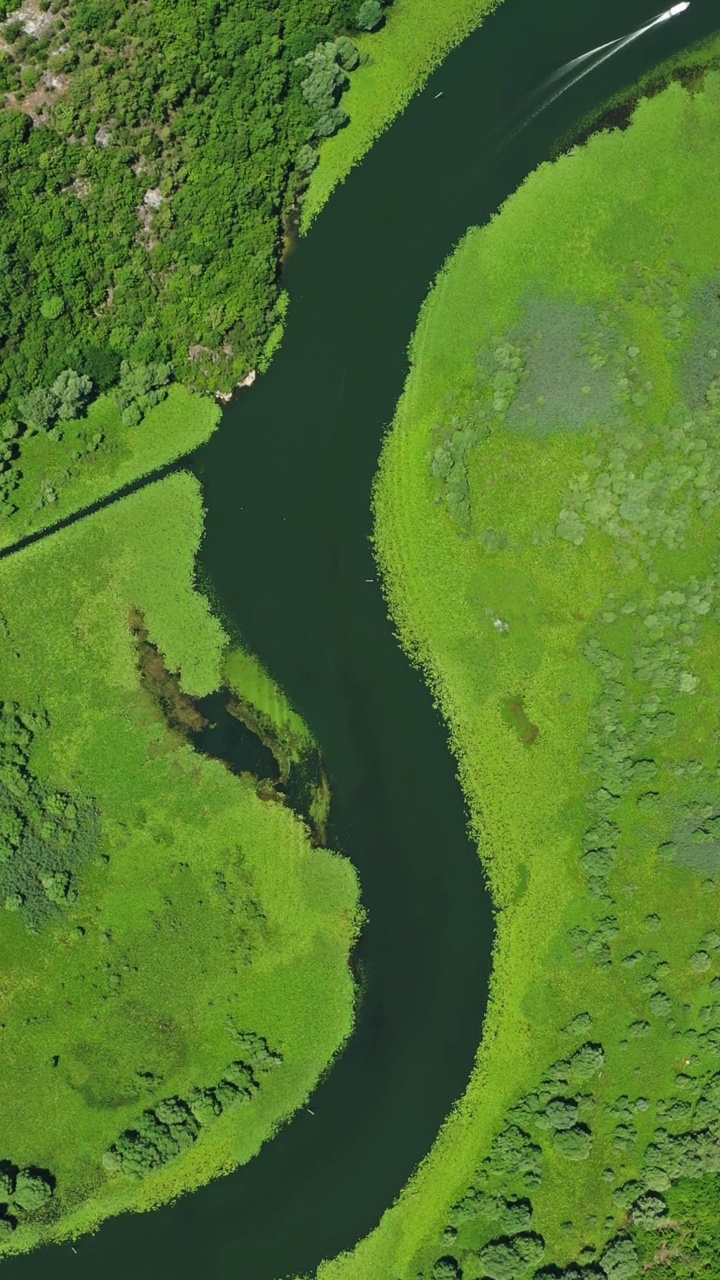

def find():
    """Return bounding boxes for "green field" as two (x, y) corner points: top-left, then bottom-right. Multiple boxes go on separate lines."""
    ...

(337, 70), (720, 1280)
(301, 0), (500, 226)
(0, 473), (359, 1255)
(0, 384), (220, 552)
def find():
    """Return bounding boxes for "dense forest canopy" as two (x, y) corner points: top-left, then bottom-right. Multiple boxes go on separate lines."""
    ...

(0, 0), (389, 432)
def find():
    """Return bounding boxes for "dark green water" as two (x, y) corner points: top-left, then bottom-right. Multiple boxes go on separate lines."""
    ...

(8, 2), (720, 1277)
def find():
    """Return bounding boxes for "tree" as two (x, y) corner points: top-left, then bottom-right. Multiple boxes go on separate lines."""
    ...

(447, 1189), (483, 1225)
(335, 36), (360, 70)
(16, 387), (57, 432)
(315, 107), (349, 138)
(51, 369), (93, 421)
(499, 1198), (533, 1233)
(295, 145), (318, 174)
(513, 1232), (545, 1267)
(355, 0), (382, 30)
(476, 1240), (520, 1280)
(83, 346), (122, 392)
(39, 295), (65, 321)
(545, 1098), (579, 1130)
(569, 1043), (605, 1078)
(12, 1170), (53, 1212)
(631, 1192), (668, 1229)
(553, 1124), (593, 1161)
(114, 360), (172, 426)
(432, 1259), (462, 1280)
(600, 1236), (638, 1280)
(188, 1088), (222, 1126)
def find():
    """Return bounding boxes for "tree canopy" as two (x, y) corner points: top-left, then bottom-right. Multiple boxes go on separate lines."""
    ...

(0, 0), (394, 509)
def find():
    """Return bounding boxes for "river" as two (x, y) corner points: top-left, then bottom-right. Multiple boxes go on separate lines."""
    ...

(7, 0), (720, 1277)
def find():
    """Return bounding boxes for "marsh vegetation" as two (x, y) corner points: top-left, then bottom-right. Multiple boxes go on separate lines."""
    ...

(0, 475), (359, 1257)
(373, 66), (720, 1280)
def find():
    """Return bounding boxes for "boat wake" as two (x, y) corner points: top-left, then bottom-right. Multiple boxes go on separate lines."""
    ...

(519, 2), (691, 129)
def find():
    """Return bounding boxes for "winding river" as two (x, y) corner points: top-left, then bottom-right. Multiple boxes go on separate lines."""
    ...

(7, 1), (720, 1276)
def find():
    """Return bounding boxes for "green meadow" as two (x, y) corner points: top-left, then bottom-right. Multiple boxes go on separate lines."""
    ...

(0, 473), (359, 1255)
(301, 0), (500, 226)
(337, 70), (720, 1280)
(0, 385), (220, 552)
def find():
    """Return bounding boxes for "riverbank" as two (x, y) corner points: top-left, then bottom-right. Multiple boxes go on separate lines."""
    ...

(301, 0), (500, 227)
(0, 473), (359, 1258)
(362, 69), (720, 1279)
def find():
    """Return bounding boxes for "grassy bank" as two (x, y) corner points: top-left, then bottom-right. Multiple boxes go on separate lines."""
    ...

(0, 473), (359, 1256)
(324, 71), (720, 1280)
(301, 0), (500, 227)
(0, 384), (220, 552)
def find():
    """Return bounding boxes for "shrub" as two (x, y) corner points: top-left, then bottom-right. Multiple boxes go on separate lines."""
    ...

(11, 1170), (53, 1212)
(113, 361), (171, 427)
(569, 1043), (605, 1078)
(0, 701), (100, 929)
(499, 1198), (533, 1233)
(564, 1012), (593, 1035)
(544, 1098), (579, 1131)
(355, 0), (382, 30)
(600, 1235), (638, 1280)
(552, 1125), (593, 1161)
(432, 1259), (462, 1280)
(630, 1192), (668, 1229)
(613, 1123), (637, 1152)
(649, 991), (672, 1017)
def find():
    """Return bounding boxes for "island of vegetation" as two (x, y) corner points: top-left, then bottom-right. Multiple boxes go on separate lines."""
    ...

(0, 472), (360, 1255)
(352, 60), (720, 1280)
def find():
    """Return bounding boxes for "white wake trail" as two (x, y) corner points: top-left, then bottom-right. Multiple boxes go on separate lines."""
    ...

(522, 5), (690, 129)
(539, 35), (630, 89)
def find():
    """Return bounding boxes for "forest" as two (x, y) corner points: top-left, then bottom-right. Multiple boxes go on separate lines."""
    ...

(371, 63), (720, 1280)
(0, 0), (393, 527)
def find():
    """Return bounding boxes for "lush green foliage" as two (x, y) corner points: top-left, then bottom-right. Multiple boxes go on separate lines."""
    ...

(0, 1165), (54, 1236)
(0, 700), (100, 928)
(0, 473), (359, 1258)
(0, 0), (351, 403)
(0, 0), (414, 535)
(0, 384), (219, 551)
(0, 0), (401, 435)
(104, 1035), (282, 1180)
(325, 68), (720, 1280)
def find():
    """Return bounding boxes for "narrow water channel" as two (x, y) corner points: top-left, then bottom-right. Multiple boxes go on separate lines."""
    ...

(7, 1), (720, 1277)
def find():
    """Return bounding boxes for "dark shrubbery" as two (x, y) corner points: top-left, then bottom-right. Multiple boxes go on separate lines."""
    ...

(430, 412), (489, 532)
(0, 701), (100, 929)
(0, 1164), (55, 1233)
(104, 1035), (282, 1179)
